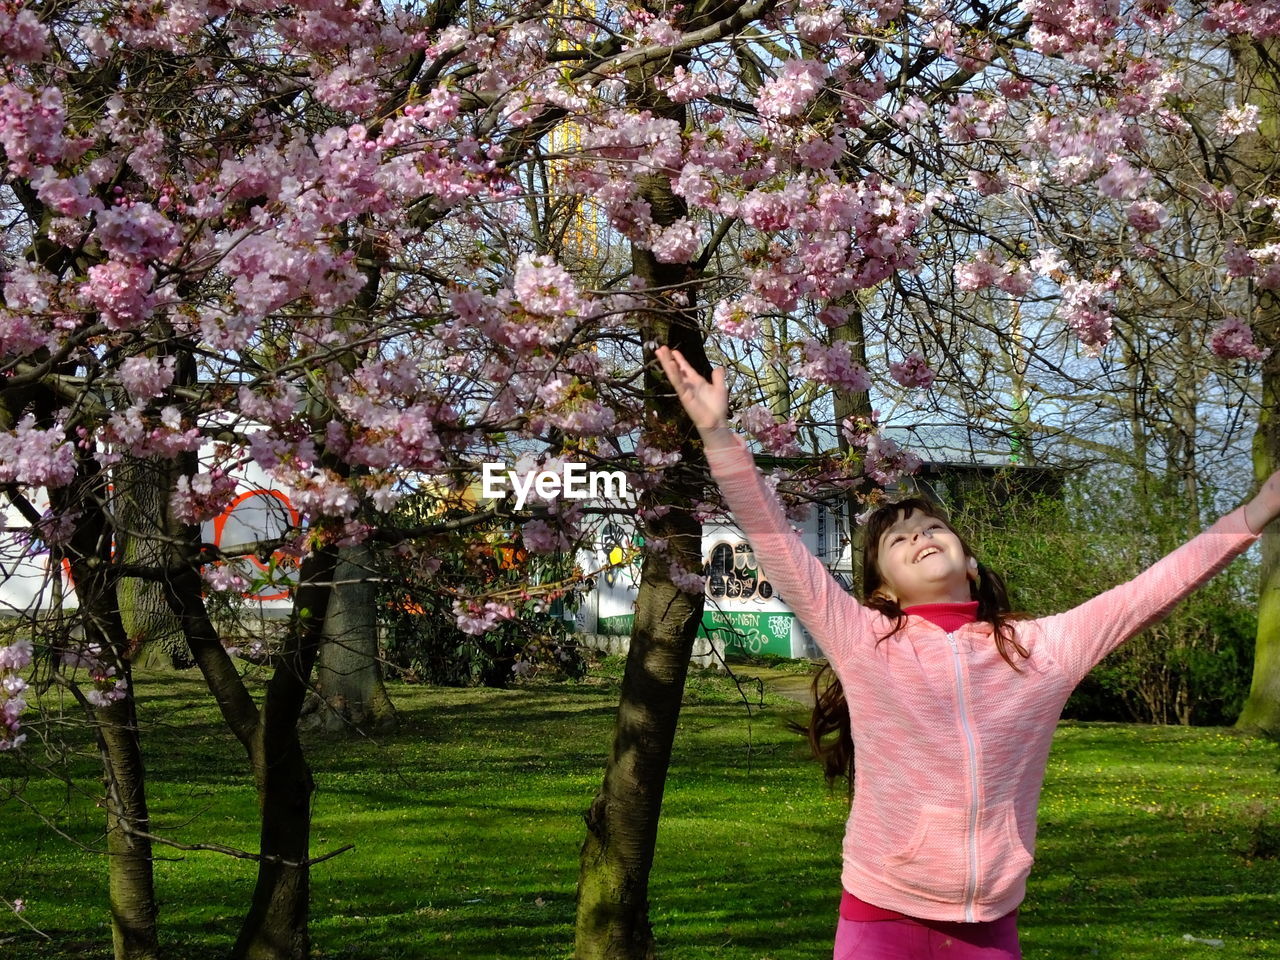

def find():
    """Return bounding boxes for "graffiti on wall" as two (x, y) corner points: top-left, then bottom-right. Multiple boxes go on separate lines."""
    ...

(0, 482), (300, 611)
(704, 538), (773, 601)
(208, 489), (300, 603)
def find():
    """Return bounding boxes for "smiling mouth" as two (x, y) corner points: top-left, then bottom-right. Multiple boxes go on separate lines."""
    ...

(913, 547), (941, 563)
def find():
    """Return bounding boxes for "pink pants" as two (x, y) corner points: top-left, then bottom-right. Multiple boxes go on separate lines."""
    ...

(833, 912), (1021, 960)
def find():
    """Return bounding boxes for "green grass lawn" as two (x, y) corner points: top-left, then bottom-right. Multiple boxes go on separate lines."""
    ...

(1, 656), (1278, 959)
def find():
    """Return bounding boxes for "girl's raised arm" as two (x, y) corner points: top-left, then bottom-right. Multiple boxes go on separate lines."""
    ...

(655, 346), (865, 662)
(1036, 468), (1280, 687)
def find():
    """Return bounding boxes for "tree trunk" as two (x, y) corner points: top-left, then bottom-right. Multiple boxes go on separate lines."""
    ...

(576, 553), (702, 960)
(115, 454), (188, 669)
(233, 728), (315, 960)
(1231, 36), (1280, 734)
(1238, 347), (1280, 733)
(232, 548), (339, 960)
(575, 51), (707, 955)
(97, 672), (161, 960)
(300, 544), (398, 735)
(833, 301), (874, 587)
(58, 476), (161, 960)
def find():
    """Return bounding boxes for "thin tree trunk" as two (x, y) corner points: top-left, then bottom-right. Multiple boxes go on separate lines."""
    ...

(1238, 346), (1280, 732)
(576, 550), (703, 960)
(301, 544), (398, 735)
(234, 728), (315, 960)
(575, 49), (706, 955)
(58, 476), (161, 960)
(96, 671), (161, 960)
(163, 537), (339, 960)
(231, 548), (338, 960)
(1231, 36), (1280, 733)
(833, 301), (874, 586)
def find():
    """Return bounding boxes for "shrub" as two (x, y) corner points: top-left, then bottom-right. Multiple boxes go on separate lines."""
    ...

(950, 466), (1258, 725)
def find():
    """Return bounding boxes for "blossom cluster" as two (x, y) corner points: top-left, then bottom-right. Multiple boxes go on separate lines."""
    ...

(170, 470), (239, 524)
(0, 417), (75, 488)
(452, 599), (517, 636)
(1210, 316), (1271, 362)
(736, 404), (802, 457)
(841, 413), (922, 488)
(888, 353), (936, 390)
(1057, 273), (1120, 355)
(60, 643), (129, 708)
(955, 249), (1033, 296)
(0, 638), (33, 750)
(796, 340), (872, 393)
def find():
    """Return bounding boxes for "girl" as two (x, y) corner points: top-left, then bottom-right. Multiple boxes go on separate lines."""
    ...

(655, 345), (1280, 960)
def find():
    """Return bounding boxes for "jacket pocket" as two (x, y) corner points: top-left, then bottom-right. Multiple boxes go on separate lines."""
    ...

(882, 804), (969, 903)
(978, 801), (1035, 903)
(881, 802), (1035, 906)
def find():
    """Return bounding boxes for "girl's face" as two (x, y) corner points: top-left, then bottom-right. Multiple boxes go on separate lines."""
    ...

(873, 509), (976, 607)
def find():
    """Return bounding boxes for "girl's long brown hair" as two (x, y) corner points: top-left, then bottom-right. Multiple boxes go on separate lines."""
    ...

(804, 497), (1028, 791)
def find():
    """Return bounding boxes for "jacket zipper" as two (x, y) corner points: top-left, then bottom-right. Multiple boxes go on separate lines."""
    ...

(946, 631), (979, 923)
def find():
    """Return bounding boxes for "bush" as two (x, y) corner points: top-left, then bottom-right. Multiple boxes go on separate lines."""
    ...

(950, 466), (1258, 725)
(374, 497), (587, 688)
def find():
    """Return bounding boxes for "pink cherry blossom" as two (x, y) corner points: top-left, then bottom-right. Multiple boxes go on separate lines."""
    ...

(513, 253), (586, 317)
(1126, 199), (1168, 233)
(1095, 157), (1150, 200)
(841, 413), (921, 486)
(522, 518), (570, 554)
(1058, 274), (1119, 355)
(888, 353), (936, 389)
(1218, 102), (1262, 137)
(204, 566), (251, 593)
(1199, 184), (1237, 211)
(796, 132), (847, 170)
(0, 308), (51, 357)
(97, 404), (201, 461)
(284, 468), (360, 518)
(648, 219), (705, 263)
(943, 94), (1008, 143)
(668, 560), (706, 595)
(736, 404), (802, 456)
(452, 599), (516, 636)
(796, 340), (871, 392)
(0, 7), (50, 62)
(795, 2), (845, 43)
(1246, 242), (1280, 289)
(755, 59), (826, 119)
(1225, 242), (1255, 277)
(60, 642), (128, 707)
(0, 638), (33, 750)
(712, 297), (764, 339)
(170, 470), (239, 524)
(33, 168), (103, 219)
(654, 66), (724, 104)
(817, 305), (850, 328)
(119, 356), (177, 400)
(0, 83), (69, 176)
(1203, 1), (1280, 36)
(81, 261), (156, 330)
(94, 203), (181, 262)
(1210, 316), (1271, 361)
(0, 416), (75, 488)
(955, 250), (1003, 291)
(968, 169), (1008, 196)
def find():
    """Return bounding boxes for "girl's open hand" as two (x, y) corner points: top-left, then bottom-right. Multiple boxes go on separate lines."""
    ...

(1245, 467), (1280, 534)
(655, 346), (728, 434)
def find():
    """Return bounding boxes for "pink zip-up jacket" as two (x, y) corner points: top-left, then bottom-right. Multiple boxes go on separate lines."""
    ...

(704, 432), (1261, 923)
